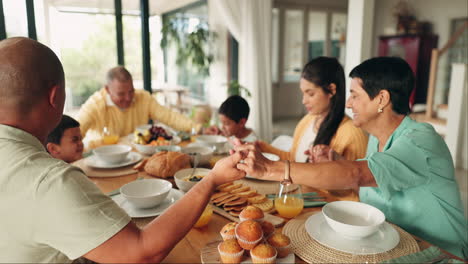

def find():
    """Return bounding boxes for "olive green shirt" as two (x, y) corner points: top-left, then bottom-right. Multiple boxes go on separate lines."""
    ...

(360, 117), (467, 258)
(0, 124), (131, 263)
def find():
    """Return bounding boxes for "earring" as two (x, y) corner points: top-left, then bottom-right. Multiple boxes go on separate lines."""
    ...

(377, 107), (383, 113)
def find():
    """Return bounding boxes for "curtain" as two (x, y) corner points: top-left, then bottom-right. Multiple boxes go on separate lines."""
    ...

(210, 0), (273, 142)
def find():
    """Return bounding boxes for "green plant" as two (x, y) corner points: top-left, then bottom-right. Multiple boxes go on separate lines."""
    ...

(226, 80), (251, 97)
(161, 18), (215, 76)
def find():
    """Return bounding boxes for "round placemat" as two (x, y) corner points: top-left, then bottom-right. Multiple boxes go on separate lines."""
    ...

(283, 212), (419, 263)
(237, 179), (298, 195)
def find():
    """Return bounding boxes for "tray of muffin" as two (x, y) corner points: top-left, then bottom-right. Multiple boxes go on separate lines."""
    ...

(201, 206), (294, 263)
(210, 182), (285, 227)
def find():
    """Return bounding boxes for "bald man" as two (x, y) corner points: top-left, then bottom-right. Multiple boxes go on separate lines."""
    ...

(77, 66), (201, 141)
(0, 37), (245, 263)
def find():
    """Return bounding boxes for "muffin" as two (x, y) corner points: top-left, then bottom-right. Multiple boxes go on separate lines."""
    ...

(250, 243), (277, 264)
(218, 239), (244, 264)
(235, 220), (263, 250)
(220, 222), (237, 241)
(239, 205), (265, 222)
(259, 221), (275, 239)
(267, 233), (291, 258)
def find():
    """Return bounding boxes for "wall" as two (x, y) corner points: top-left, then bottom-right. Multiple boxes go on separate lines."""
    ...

(372, 0), (468, 107)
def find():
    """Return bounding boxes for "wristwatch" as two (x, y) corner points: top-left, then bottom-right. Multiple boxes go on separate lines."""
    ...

(281, 160), (292, 185)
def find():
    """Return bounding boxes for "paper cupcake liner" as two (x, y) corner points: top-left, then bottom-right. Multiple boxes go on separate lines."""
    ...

(273, 244), (291, 258)
(235, 233), (264, 250)
(239, 216), (264, 223)
(250, 249), (278, 264)
(218, 243), (244, 264)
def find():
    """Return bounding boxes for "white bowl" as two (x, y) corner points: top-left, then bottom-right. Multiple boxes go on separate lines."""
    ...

(120, 179), (172, 209)
(92, 145), (131, 164)
(174, 168), (211, 192)
(181, 146), (214, 165)
(133, 143), (157, 155)
(155, 145), (182, 153)
(195, 135), (228, 151)
(322, 201), (385, 239)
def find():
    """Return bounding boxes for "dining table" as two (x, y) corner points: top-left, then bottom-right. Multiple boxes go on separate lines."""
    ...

(79, 136), (462, 263)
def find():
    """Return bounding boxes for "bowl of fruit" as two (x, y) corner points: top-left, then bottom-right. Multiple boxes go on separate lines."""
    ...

(133, 125), (180, 155)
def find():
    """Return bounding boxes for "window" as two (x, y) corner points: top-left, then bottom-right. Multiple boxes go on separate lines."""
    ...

(3, 1), (28, 37)
(162, 1), (210, 102)
(283, 10), (304, 82)
(44, 1), (117, 111)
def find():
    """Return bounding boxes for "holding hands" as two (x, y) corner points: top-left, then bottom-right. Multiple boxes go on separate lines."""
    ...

(305, 144), (343, 163)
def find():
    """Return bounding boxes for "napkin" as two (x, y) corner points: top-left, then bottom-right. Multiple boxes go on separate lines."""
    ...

(379, 246), (462, 264)
(304, 201), (327, 208)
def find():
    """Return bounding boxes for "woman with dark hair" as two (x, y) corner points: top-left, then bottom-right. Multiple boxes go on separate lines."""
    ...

(257, 56), (368, 163)
(235, 57), (467, 258)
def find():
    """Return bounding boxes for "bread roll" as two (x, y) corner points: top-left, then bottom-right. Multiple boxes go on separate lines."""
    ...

(144, 151), (191, 178)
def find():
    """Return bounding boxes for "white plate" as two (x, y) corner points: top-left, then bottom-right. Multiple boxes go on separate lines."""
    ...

(305, 212), (400, 255)
(112, 189), (184, 218)
(241, 253), (294, 264)
(85, 152), (142, 169)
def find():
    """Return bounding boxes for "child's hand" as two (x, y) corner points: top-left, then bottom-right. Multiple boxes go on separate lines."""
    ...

(202, 125), (221, 135)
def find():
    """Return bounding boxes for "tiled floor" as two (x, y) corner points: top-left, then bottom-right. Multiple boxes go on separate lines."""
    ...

(273, 117), (468, 217)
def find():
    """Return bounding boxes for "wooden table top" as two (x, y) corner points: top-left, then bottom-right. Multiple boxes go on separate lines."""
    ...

(89, 172), (445, 263)
(84, 137), (459, 263)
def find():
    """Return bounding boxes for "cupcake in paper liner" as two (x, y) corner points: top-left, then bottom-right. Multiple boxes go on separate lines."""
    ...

(267, 233), (291, 258)
(235, 220), (263, 250)
(220, 222), (237, 241)
(259, 221), (275, 239)
(250, 243), (277, 264)
(218, 239), (244, 264)
(239, 205), (265, 223)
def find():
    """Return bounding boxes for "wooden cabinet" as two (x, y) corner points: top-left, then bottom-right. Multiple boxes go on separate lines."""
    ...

(378, 34), (438, 105)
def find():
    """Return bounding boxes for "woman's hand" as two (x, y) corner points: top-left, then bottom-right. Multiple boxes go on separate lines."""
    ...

(305, 144), (343, 163)
(207, 151), (246, 186)
(233, 143), (277, 181)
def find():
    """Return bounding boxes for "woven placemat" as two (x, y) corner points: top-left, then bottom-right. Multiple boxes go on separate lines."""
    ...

(237, 178), (298, 195)
(283, 212), (419, 263)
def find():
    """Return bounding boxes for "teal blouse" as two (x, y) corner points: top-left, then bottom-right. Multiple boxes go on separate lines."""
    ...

(360, 116), (467, 258)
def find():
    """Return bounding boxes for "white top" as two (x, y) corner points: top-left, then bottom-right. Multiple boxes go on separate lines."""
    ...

(295, 121), (317, 162)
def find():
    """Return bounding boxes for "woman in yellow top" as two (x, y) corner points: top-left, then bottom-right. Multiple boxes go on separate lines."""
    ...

(258, 57), (368, 162)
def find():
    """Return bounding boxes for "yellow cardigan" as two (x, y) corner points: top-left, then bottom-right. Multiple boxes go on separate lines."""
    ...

(77, 89), (200, 138)
(259, 114), (368, 161)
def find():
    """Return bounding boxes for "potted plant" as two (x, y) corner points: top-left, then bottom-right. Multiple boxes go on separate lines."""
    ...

(226, 80), (251, 97)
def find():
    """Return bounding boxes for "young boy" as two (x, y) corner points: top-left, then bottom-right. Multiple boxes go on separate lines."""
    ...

(205, 95), (257, 142)
(46, 115), (84, 163)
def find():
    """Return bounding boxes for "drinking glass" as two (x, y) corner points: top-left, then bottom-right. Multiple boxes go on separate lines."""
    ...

(275, 183), (304, 219)
(194, 204), (213, 228)
(102, 126), (119, 145)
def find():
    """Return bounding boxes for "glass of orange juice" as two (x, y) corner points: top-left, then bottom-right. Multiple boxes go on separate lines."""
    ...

(194, 204), (213, 228)
(274, 183), (304, 219)
(102, 126), (119, 145)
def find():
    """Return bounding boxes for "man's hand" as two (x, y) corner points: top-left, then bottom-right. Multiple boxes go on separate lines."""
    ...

(206, 151), (246, 186)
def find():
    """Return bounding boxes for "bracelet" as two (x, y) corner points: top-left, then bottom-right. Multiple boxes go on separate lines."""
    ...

(281, 160), (292, 185)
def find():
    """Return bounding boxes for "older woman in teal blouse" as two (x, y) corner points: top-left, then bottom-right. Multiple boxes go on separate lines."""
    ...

(234, 57), (467, 258)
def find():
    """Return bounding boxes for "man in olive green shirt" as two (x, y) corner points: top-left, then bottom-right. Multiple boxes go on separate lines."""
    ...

(0, 37), (245, 263)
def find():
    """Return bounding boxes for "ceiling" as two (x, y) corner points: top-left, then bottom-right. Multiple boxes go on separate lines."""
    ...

(49, 0), (200, 15)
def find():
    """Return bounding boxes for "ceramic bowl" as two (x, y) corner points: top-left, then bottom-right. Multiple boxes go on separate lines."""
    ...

(120, 179), (172, 209)
(92, 145), (131, 164)
(195, 135), (228, 152)
(322, 201), (385, 239)
(181, 146), (214, 165)
(174, 168), (211, 192)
